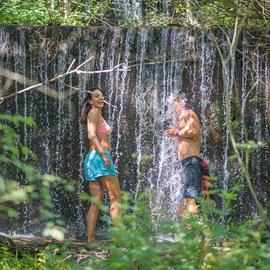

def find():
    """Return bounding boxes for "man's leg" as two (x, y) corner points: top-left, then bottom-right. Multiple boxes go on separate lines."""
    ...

(184, 198), (198, 214)
(180, 157), (202, 215)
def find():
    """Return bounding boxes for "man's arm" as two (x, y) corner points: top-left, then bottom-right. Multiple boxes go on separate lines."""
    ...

(164, 125), (180, 137)
(177, 111), (200, 139)
(164, 111), (200, 138)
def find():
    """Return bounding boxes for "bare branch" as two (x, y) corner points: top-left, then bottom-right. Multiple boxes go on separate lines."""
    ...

(76, 63), (128, 74)
(0, 67), (62, 101)
(241, 79), (259, 117)
(0, 56), (126, 104)
(0, 55), (197, 104)
(66, 59), (76, 73)
(75, 57), (93, 71)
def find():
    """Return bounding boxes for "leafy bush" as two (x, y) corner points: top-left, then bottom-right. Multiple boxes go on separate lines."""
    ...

(0, 0), (269, 27)
(76, 190), (270, 270)
(0, 246), (71, 270)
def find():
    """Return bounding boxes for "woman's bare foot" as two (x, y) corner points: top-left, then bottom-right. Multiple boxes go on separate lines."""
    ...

(87, 237), (96, 243)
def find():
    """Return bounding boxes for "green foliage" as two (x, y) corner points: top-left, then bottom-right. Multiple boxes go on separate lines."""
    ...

(237, 140), (265, 156)
(77, 191), (270, 270)
(0, 246), (71, 270)
(0, 0), (269, 27)
(0, 0), (115, 26)
(0, 0), (61, 25)
(1, 171), (270, 270)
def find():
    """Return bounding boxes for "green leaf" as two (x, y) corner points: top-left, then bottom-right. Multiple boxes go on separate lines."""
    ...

(7, 207), (19, 218)
(1, 189), (28, 202)
(40, 208), (55, 220)
(42, 226), (65, 241)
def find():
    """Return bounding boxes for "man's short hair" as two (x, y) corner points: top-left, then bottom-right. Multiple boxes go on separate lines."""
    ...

(179, 94), (188, 103)
(174, 94), (190, 109)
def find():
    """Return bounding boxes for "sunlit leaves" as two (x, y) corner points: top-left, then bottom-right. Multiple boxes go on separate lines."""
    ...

(42, 223), (66, 241)
(0, 114), (36, 127)
(1, 189), (28, 202)
(236, 140), (265, 155)
(0, 0), (269, 27)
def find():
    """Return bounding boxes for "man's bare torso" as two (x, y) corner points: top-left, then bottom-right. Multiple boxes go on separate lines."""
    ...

(176, 110), (201, 160)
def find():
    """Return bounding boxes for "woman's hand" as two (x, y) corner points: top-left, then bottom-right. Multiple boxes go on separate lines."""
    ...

(102, 154), (111, 167)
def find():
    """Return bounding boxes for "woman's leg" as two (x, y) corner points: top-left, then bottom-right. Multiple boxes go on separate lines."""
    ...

(87, 181), (104, 242)
(101, 175), (121, 221)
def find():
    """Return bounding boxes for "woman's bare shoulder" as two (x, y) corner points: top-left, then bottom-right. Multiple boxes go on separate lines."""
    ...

(88, 108), (100, 121)
(88, 108), (99, 116)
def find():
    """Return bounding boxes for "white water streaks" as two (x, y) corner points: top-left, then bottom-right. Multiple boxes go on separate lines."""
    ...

(134, 28), (149, 198)
(1, 27), (270, 234)
(114, 29), (133, 168)
(199, 32), (215, 157)
(114, 0), (143, 23)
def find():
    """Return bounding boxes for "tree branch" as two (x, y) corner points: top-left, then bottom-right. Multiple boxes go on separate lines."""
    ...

(0, 57), (128, 104)
(0, 55), (198, 104)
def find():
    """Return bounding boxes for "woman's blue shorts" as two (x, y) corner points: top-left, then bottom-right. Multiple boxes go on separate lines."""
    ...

(84, 150), (117, 181)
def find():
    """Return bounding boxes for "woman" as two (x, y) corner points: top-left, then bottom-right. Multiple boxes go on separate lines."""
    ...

(80, 88), (121, 242)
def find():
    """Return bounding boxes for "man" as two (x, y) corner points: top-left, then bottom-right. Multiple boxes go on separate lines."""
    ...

(164, 96), (210, 214)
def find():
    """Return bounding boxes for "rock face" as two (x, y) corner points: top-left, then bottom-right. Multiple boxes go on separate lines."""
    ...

(0, 25), (270, 235)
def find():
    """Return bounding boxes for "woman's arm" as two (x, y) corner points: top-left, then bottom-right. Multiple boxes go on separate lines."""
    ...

(87, 108), (110, 166)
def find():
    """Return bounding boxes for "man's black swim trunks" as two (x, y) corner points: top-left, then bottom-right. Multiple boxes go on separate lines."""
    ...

(181, 156), (208, 199)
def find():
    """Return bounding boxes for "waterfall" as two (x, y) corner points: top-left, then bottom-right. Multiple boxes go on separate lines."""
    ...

(263, 58), (270, 211)
(114, 0), (142, 23)
(97, 30), (108, 87)
(222, 40), (236, 220)
(134, 28), (149, 198)
(151, 29), (187, 219)
(199, 32), (215, 157)
(1, 26), (270, 235)
(114, 29), (133, 167)
(107, 30), (121, 122)
(17, 31), (32, 233)
(238, 36), (249, 216)
(75, 44), (92, 232)
(251, 49), (263, 217)
(162, 0), (171, 16)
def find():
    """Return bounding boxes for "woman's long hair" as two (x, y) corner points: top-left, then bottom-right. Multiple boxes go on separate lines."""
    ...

(79, 88), (104, 125)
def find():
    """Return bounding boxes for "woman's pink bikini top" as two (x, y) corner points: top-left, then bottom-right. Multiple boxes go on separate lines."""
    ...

(96, 120), (112, 136)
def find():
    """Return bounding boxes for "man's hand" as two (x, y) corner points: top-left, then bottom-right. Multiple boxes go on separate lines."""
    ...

(164, 126), (179, 137)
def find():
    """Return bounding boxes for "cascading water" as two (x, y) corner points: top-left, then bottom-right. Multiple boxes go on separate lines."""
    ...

(199, 32), (215, 157)
(134, 28), (149, 198)
(251, 50), (264, 218)
(114, 0), (142, 23)
(114, 29), (133, 168)
(162, 0), (171, 16)
(153, 94), (183, 220)
(1, 26), (270, 236)
(221, 41), (235, 219)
